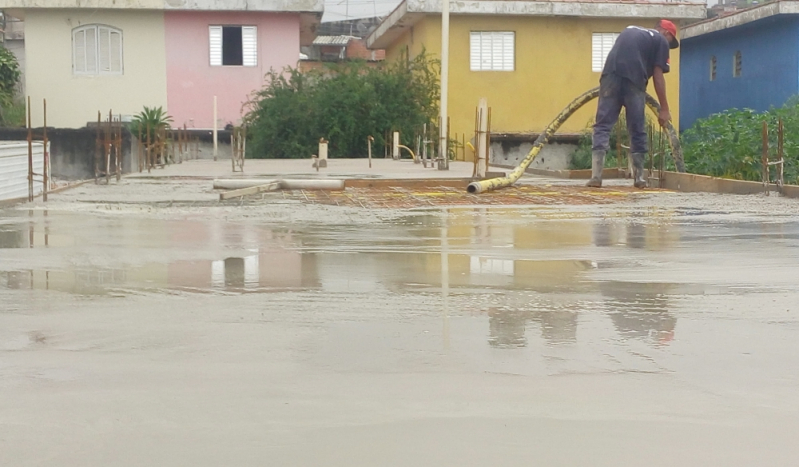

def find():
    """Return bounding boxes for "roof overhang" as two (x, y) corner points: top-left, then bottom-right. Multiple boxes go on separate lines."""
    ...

(367, 0), (707, 49)
(0, 0), (324, 13)
(682, 0), (799, 40)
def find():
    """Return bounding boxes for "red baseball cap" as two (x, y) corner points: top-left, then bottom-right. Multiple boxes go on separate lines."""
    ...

(660, 19), (679, 49)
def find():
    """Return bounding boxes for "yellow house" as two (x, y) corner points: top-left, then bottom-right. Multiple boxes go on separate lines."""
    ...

(366, 0), (706, 161)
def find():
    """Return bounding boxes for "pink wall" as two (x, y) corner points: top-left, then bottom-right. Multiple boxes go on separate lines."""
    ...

(164, 11), (300, 129)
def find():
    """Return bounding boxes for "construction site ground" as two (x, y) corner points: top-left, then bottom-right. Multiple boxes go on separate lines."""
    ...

(2, 157), (799, 466)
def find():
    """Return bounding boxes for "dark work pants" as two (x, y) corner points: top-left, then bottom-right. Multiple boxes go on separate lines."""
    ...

(592, 74), (647, 154)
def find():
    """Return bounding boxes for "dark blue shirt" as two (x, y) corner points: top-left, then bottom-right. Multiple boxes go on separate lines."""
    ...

(602, 26), (671, 91)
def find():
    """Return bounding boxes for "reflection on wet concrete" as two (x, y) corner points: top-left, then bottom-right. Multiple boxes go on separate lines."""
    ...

(3, 205), (799, 351)
(488, 308), (578, 348)
(601, 281), (677, 345)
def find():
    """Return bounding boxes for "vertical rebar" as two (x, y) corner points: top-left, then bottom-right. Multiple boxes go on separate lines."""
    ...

(146, 122), (152, 173)
(486, 107), (492, 176)
(43, 99), (48, 202)
(95, 111), (101, 182)
(473, 106), (479, 177)
(615, 119), (622, 171)
(647, 122), (654, 186)
(368, 135), (373, 168)
(137, 126), (143, 172)
(27, 96), (33, 202)
(659, 127), (665, 184)
(762, 120), (769, 196)
(778, 118), (785, 191)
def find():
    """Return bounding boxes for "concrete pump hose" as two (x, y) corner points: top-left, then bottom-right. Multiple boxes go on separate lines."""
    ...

(466, 87), (684, 194)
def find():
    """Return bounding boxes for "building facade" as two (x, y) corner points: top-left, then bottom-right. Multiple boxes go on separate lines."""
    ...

(366, 0), (705, 159)
(2, 0), (322, 128)
(680, 1), (799, 132)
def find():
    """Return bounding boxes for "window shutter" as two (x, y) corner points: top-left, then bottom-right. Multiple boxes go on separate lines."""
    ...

(109, 30), (122, 73)
(74, 29), (87, 73)
(470, 32), (514, 71)
(99, 27), (111, 72)
(480, 33), (492, 70)
(209, 26), (223, 66)
(491, 33), (504, 71)
(242, 26), (257, 67)
(469, 32), (481, 71)
(501, 32), (514, 71)
(85, 27), (98, 74)
(592, 33), (619, 72)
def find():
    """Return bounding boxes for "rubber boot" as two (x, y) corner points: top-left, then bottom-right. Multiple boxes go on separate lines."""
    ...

(586, 150), (605, 188)
(632, 152), (648, 189)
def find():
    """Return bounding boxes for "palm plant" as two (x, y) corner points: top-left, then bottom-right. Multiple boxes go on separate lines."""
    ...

(130, 106), (173, 144)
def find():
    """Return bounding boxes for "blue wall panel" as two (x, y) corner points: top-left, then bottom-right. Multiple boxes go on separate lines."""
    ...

(679, 15), (799, 132)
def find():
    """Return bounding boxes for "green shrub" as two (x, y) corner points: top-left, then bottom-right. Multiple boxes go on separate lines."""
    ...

(0, 46), (21, 126)
(244, 52), (439, 158)
(681, 101), (799, 184)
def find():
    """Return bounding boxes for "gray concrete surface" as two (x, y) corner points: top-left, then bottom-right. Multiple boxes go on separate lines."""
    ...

(127, 157), (482, 180)
(2, 175), (799, 466)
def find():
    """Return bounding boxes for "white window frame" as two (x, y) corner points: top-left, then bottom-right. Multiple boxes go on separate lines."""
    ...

(469, 31), (514, 72)
(73, 24), (123, 76)
(592, 32), (619, 73)
(209, 25), (258, 67)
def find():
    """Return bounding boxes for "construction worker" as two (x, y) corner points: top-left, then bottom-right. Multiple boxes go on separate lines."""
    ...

(587, 20), (679, 189)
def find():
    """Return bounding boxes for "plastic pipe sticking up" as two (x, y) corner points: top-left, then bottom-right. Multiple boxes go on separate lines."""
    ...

(466, 88), (684, 194)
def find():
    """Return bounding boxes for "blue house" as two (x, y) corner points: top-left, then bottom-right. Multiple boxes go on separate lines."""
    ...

(680, 1), (799, 132)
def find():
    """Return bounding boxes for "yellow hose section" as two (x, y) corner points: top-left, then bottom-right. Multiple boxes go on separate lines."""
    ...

(397, 144), (417, 162)
(466, 87), (684, 194)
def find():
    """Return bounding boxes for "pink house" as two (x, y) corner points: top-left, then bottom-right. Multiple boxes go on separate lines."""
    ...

(4, 1), (323, 129)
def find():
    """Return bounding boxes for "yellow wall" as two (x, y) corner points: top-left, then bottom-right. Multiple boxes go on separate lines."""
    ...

(386, 16), (681, 154)
(24, 10), (168, 128)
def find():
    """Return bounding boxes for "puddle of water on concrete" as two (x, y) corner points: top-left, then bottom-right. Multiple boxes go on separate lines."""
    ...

(2, 207), (798, 299)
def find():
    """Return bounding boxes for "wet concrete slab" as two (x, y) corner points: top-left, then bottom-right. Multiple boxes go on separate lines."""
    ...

(126, 158), (484, 180)
(2, 183), (799, 465)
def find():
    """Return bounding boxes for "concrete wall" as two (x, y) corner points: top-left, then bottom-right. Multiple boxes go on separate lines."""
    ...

(24, 9), (169, 128)
(164, 11), (301, 129)
(386, 16), (682, 161)
(489, 140), (575, 171)
(0, 128), (132, 180)
(680, 15), (799, 132)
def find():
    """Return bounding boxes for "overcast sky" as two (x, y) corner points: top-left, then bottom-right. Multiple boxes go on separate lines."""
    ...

(321, 0), (717, 23)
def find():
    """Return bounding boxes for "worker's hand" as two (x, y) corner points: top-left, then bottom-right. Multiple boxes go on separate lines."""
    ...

(658, 108), (672, 128)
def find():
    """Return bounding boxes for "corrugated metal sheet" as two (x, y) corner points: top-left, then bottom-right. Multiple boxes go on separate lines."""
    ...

(0, 142), (45, 202)
(313, 35), (355, 46)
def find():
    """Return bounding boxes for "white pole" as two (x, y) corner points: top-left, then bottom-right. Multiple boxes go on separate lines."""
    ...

(213, 95), (218, 162)
(438, 0), (450, 170)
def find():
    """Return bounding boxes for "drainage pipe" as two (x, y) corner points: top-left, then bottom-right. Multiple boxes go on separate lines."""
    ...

(213, 179), (345, 191)
(466, 87), (684, 194)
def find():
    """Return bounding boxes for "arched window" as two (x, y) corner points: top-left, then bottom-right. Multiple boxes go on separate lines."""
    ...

(73, 25), (123, 75)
